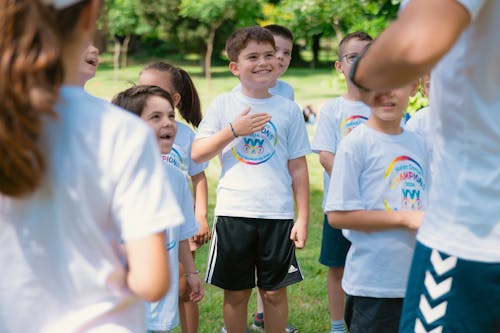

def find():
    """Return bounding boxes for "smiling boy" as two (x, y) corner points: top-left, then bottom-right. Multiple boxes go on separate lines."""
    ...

(192, 26), (311, 333)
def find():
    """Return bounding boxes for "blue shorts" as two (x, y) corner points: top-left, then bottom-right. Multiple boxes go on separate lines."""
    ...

(345, 295), (403, 333)
(319, 214), (351, 267)
(400, 241), (500, 332)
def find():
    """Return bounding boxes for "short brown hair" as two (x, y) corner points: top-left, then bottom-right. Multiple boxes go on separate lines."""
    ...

(225, 26), (275, 62)
(263, 24), (293, 43)
(111, 85), (174, 117)
(337, 31), (373, 58)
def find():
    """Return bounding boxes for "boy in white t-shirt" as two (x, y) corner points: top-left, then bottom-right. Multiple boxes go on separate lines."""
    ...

(351, 1), (500, 331)
(311, 31), (372, 333)
(112, 85), (204, 333)
(325, 81), (428, 333)
(231, 24), (298, 333)
(192, 26), (311, 333)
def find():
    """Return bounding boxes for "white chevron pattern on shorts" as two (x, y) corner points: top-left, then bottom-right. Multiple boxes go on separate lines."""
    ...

(415, 249), (457, 332)
(424, 271), (453, 300)
(430, 249), (457, 276)
(419, 295), (448, 324)
(415, 318), (443, 333)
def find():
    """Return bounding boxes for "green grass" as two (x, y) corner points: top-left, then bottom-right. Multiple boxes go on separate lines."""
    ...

(87, 59), (345, 333)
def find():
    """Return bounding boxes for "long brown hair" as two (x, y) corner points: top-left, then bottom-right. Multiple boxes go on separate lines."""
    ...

(141, 62), (202, 127)
(0, 0), (87, 197)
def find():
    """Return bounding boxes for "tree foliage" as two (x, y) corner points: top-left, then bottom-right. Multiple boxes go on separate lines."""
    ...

(179, 0), (264, 79)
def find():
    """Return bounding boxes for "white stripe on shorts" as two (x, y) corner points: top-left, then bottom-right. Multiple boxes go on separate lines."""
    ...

(205, 216), (218, 283)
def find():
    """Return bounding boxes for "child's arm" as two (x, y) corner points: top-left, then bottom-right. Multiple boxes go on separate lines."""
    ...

(288, 156), (309, 249)
(191, 171), (210, 245)
(319, 151), (334, 176)
(328, 210), (423, 232)
(125, 232), (170, 302)
(191, 107), (271, 163)
(179, 239), (204, 303)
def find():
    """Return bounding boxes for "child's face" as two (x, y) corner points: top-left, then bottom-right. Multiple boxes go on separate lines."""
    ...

(138, 70), (181, 108)
(229, 41), (279, 91)
(273, 35), (292, 76)
(335, 38), (371, 80)
(79, 44), (99, 85)
(141, 95), (177, 154)
(370, 83), (418, 123)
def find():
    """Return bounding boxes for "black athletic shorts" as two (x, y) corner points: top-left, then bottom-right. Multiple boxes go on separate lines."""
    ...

(205, 216), (303, 291)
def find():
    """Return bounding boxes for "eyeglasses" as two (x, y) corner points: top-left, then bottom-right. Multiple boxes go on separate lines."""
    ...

(339, 52), (359, 64)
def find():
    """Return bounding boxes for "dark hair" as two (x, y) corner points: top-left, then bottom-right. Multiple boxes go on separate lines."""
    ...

(263, 24), (294, 42)
(337, 31), (373, 58)
(141, 62), (202, 128)
(225, 26), (276, 63)
(0, 0), (88, 197)
(111, 85), (175, 118)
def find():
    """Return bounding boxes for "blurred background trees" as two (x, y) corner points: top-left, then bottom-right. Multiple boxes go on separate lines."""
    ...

(99, 0), (401, 75)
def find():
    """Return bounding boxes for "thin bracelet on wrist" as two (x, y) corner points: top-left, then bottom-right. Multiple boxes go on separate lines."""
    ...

(184, 270), (200, 277)
(229, 122), (239, 138)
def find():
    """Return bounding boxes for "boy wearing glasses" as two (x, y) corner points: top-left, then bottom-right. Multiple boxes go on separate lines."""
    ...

(311, 31), (372, 333)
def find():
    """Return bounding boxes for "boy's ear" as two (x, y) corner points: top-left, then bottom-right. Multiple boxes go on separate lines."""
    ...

(334, 60), (343, 74)
(409, 81), (420, 97)
(229, 61), (239, 77)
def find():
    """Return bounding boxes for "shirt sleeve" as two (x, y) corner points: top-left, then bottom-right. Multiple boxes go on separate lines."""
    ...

(111, 128), (184, 240)
(196, 96), (223, 139)
(178, 178), (200, 241)
(311, 102), (337, 154)
(324, 137), (364, 212)
(287, 103), (311, 159)
(456, 0), (485, 20)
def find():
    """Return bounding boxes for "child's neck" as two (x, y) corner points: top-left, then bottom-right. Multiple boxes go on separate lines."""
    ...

(343, 87), (364, 101)
(241, 86), (272, 99)
(366, 117), (402, 135)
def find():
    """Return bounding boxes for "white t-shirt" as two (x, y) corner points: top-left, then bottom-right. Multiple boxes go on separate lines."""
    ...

(311, 97), (371, 209)
(405, 106), (431, 136)
(325, 124), (429, 297)
(145, 163), (199, 332)
(415, 0), (500, 262)
(161, 122), (208, 177)
(233, 79), (295, 101)
(405, 106), (434, 177)
(197, 91), (311, 219)
(0, 86), (184, 333)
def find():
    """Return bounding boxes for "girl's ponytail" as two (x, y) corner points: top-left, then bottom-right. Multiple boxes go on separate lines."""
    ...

(176, 68), (202, 128)
(142, 62), (203, 128)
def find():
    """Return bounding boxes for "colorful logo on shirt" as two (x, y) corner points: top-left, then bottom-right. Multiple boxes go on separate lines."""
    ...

(339, 115), (368, 138)
(231, 121), (278, 165)
(161, 147), (186, 171)
(383, 155), (425, 211)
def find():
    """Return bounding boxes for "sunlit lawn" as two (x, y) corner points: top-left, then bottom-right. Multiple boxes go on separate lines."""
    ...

(87, 57), (346, 332)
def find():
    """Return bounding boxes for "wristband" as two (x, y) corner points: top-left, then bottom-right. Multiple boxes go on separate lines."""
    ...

(229, 122), (239, 138)
(349, 47), (371, 92)
(184, 270), (200, 277)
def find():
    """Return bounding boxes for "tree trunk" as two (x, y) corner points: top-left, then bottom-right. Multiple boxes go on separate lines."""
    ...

(311, 33), (321, 69)
(204, 24), (217, 82)
(113, 37), (121, 81)
(332, 17), (343, 52)
(121, 34), (131, 69)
